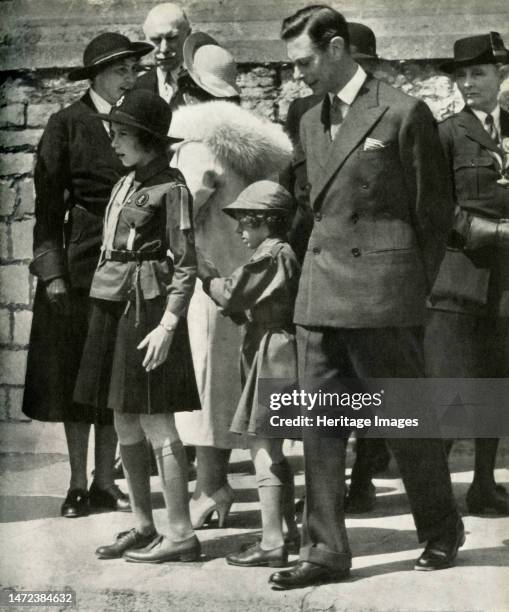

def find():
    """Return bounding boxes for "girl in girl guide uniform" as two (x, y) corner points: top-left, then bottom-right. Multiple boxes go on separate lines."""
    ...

(74, 89), (202, 563)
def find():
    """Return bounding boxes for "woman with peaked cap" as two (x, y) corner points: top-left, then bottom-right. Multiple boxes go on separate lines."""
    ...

(22, 32), (152, 518)
(170, 32), (296, 534)
(426, 32), (509, 514)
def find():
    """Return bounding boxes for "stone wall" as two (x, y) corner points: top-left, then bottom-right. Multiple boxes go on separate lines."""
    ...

(1, 55), (509, 421)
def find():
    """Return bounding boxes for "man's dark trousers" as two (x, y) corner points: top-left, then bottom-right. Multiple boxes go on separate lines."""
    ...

(297, 325), (460, 571)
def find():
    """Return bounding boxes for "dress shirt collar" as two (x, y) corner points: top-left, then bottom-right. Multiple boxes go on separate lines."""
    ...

(89, 88), (113, 135)
(329, 64), (367, 108)
(471, 104), (501, 136)
(156, 66), (182, 97)
(89, 87), (112, 115)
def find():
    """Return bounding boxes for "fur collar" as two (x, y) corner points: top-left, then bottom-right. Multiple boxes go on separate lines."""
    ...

(170, 101), (293, 183)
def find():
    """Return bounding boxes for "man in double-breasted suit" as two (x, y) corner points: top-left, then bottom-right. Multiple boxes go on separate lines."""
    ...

(269, 6), (463, 590)
(134, 3), (191, 109)
(426, 33), (509, 515)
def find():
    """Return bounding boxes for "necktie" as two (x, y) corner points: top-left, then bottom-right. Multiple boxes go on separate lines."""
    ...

(329, 96), (343, 140)
(485, 114), (499, 144)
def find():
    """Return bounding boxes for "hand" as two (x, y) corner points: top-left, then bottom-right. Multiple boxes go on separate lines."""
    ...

(137, 326), (174, 372)
(195, 247), (220, 280)
(45, 278), (71, 316)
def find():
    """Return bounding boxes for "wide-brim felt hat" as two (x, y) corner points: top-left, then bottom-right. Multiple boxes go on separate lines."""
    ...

(223, 181), (294, 218)
(441, 32), (509, 73)
(348, 22), (379, 60)
(68, 32), (153, 81)
(94, 89), (183, 143)
(183, 31), (241, 98)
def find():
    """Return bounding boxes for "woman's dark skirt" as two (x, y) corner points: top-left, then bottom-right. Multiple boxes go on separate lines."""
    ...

(74, 296), (201, 414)
(22, 284), (112, 424)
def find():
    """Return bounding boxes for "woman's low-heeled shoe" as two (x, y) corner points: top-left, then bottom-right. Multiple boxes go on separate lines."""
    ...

(466, 483), (509, 515)
(226, 542), (288, 567)
(123, 534), (201, 563)
(88, 482), (132, 513)
(190, 484), (234, 529)
(61, 488), (89, 518)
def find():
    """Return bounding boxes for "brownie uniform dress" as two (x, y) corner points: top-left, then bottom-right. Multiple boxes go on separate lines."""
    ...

(74, 158), (200, 415)
(203, 237), (300, 434)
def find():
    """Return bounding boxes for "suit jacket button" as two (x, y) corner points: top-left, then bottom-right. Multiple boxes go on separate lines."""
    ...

(351, 212), (359, 223)
(361, 183), (369, 190)
(304, 183), (312, 192)
(315, 212), (322, 221)
(312, 246), (321, 254)
(351, 247), (361, 257)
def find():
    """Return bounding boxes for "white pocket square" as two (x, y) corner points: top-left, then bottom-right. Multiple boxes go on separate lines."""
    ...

(363, 137), (390, 150)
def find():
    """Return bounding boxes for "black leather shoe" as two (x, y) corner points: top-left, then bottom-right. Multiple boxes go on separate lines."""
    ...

(269, 561), (350, 590)
(88, 482), (131, 512)
(96, 529), (158, 559)
(345, 482), (376, 513)
(123, 534), (201, 563)
(414, 521), (466, 571)
(61, 488), (89, 518)
(226, 542), (288, 567)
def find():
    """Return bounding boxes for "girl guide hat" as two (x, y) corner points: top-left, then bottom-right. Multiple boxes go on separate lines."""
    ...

(223, 181), (294, 218)
(94, 89), (183, 143)
(68, 32), (153, 81)
(440, 32), (509, 73)
(183, 32), (241, 98)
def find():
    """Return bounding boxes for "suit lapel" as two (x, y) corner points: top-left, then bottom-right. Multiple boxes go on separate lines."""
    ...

(457, 107), (502, 154)
(309, 78), (388, 208)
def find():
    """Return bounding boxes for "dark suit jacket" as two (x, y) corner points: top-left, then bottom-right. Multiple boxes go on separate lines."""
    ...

(429, 107), (509, 317)
(281, 95), (321, 263)
(133, 67), (186, 111)
(295, 76), (453, 328)
(31, 92), (125, 289)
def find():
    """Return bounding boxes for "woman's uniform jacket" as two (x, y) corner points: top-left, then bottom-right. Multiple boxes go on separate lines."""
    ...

(429, 107), (509, 318)
(23, 92), (125, 421)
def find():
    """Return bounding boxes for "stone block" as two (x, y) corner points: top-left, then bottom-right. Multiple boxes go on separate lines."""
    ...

(11, 218), (35, 260)
(0, 349), (27, 385)
(0, 104), (25, 128)
(27, 103), (60, 128)
(0, 265), (31, 304)
(15, 179), (36, 218)
(0, 223), (9, 259)
(0, 308), (11, 343)
(8, 387), (31, 421)
(0, 153), (34, 177)
(0, 388), (7, 421)
(1, 129), (43, 150)
(0, 182), (16, 216)
(13, 310), (32, 346)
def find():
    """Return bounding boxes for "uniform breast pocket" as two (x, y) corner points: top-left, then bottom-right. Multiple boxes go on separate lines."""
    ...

(453, 155), (498, 200)
(116, 204), (161, 251)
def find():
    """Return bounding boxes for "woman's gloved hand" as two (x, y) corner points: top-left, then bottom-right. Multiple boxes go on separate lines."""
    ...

(45, 278), (71, 316)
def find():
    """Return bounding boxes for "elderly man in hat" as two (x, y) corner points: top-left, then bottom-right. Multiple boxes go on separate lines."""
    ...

(135, 2), (191, 108)
(426, 32), (509, 515)
(22, 32), (152, 518)
(269, 5), (463, 590)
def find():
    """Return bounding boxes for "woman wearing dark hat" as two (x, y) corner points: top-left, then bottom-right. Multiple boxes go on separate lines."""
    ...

(74, 89), (202, 562)
(22, 32), (152, 518)
(426, 32), (509, 514)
